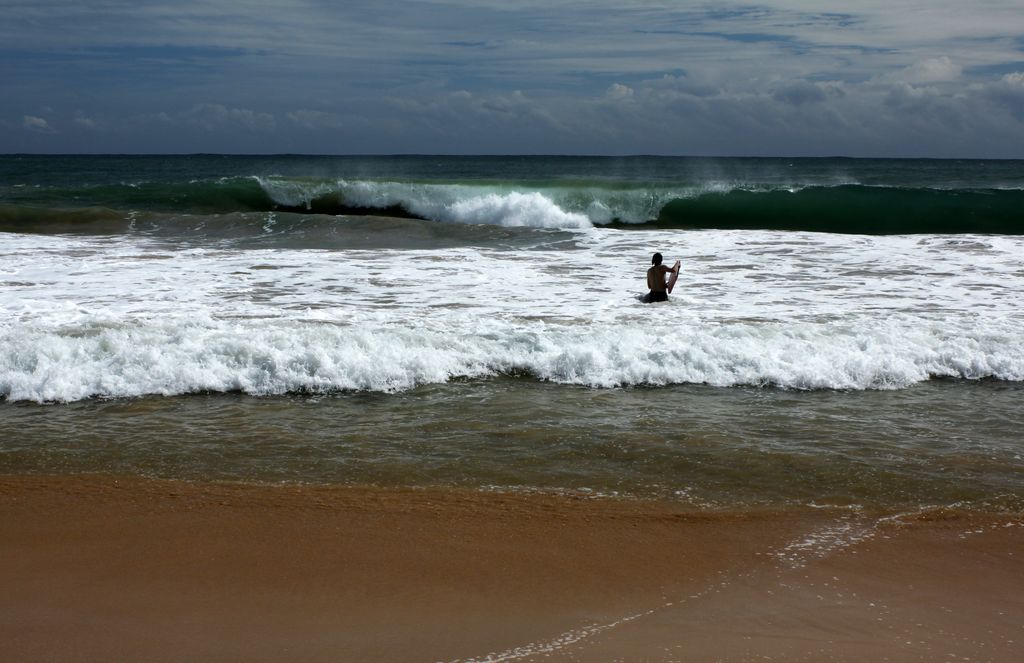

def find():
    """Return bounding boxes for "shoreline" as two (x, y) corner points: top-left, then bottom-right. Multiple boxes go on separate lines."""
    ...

(2, 474), (1022, 662)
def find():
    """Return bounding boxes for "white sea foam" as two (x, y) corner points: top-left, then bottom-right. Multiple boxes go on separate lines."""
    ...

(1, 315), (1021, 402)
(1, 229), (1022, 402)
(441, 191), (591, 228)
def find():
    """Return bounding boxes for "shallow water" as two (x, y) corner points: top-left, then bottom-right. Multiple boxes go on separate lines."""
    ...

(3, 378), (1022, 511)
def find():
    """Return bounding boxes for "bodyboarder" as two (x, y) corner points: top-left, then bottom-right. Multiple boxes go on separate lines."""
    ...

(642, 252), (679, 303)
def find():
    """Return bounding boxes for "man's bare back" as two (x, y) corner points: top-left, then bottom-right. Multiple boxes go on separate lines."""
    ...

(647, 264), (673, 292)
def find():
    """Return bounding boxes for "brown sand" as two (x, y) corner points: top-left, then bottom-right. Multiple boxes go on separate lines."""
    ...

(1, 475), (1021, 662)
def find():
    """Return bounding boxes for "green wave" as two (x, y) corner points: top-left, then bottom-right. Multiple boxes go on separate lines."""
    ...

(4, 177), (276, 214)
(650, 186), (1024, 234)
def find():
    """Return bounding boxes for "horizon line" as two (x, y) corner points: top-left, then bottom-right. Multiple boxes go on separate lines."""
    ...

(2, 152), (1021, 161)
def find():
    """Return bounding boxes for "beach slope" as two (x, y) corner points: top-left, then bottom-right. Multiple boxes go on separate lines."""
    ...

(2, 475), (1021, 662)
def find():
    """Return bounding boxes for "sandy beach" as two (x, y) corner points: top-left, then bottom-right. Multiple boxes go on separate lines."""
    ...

(1, 474), (1021, 662)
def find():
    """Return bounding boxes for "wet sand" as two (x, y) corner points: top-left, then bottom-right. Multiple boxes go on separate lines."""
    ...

(2, 475), (1021, 662)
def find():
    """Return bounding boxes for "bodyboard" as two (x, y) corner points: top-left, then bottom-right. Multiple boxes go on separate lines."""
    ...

(666, 263), (680, 294)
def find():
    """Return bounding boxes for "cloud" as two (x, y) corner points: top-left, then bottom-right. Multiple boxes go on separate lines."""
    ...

(1003, 72), (1024, 86)
(982, 71), (1024, 120)
(771, 81), (828, 106)
(887, 56), (962, 84)
(605, 83), (634, 100)
(160, 104), (276, 131)
(22, 115), (55, 133)
(287, 110), (348, 131)
(394, 89), (560, 129)
(73, 113), (98, 130)
(3, 2), (1024, 155)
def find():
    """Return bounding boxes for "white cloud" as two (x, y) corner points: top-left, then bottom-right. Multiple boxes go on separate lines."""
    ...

(22, 115), (55, 133)
(73, 114), (98, 130)
(605, 84), (634, 100)
(887, 56), (962, 84)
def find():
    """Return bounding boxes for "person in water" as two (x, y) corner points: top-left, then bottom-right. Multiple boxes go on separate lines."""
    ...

(642, 252), (679, 303)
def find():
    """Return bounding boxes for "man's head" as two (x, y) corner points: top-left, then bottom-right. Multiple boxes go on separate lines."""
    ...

(652, 252), (663, 265)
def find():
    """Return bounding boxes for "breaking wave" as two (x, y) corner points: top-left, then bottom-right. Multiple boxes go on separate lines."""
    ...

(5, 175), (1024, 235)
(2, 317), (1021, 403)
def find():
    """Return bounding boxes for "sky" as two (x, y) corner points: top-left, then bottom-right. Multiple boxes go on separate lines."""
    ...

(2, 1), (1024, 157)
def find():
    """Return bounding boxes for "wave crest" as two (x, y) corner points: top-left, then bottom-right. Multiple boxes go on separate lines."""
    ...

(2, 318), (1021, 403)
(257, 178), (595, 229)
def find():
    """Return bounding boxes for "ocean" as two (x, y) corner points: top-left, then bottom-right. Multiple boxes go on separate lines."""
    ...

(1, 154), (1022, 512)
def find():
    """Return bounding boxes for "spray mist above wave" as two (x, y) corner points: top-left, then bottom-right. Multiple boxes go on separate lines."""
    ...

(2, 317), (1021, 403)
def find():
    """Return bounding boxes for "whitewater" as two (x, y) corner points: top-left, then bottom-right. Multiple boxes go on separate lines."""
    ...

(2, 223), (1022, 403)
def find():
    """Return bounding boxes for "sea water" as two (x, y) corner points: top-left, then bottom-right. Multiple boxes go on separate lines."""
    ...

(1, 155), (1022, 511)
